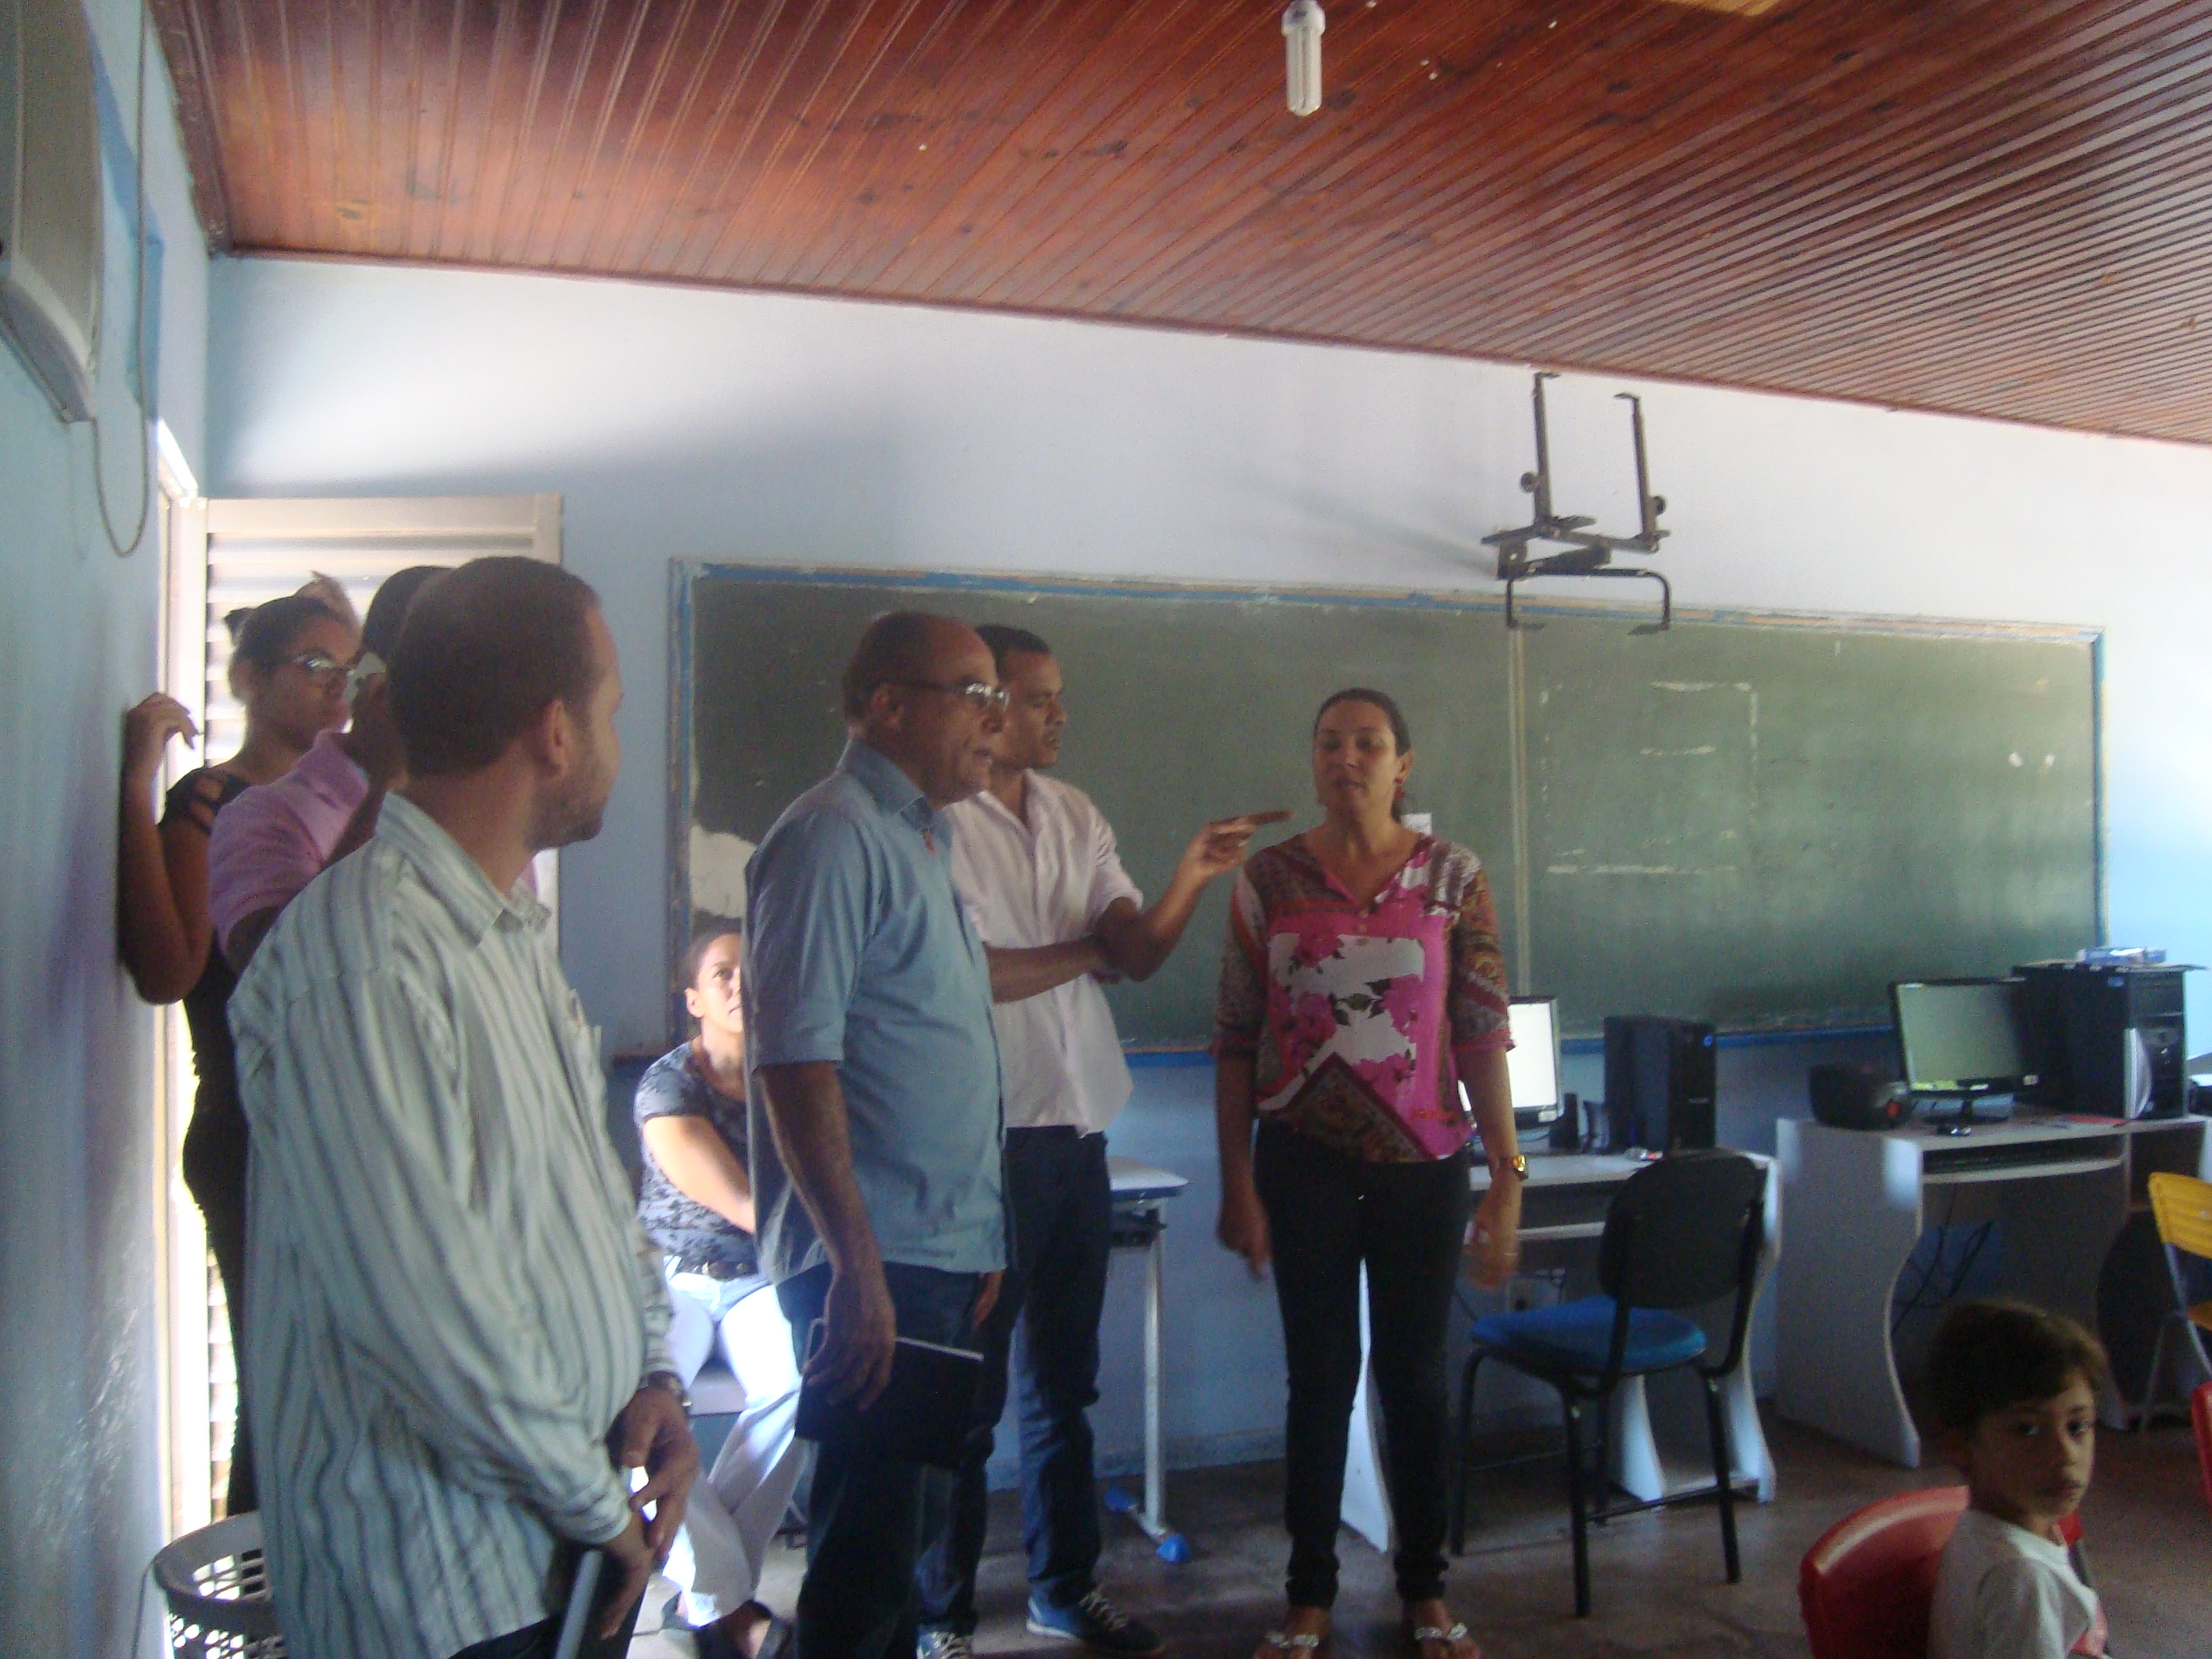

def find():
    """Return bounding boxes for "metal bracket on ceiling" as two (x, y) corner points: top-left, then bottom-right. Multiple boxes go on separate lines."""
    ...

(1483, 371), (1672, 632)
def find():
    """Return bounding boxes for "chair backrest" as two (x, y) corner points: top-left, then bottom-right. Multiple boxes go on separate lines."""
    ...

(2194, 1381), (2212, 1517)
(1800, 1490), (2085, 1659)
(1799, 1486), (1966, 1659)
(1599, 1148), (1766, 1312)
(2149, 1171), (2212, 1262)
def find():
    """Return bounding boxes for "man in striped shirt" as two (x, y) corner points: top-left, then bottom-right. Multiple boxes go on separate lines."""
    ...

(232, 558), (696, 1659)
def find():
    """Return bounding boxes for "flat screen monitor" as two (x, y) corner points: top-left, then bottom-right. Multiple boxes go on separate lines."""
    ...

(1892, 978), (2027, 1097)
(1506, 997), (1563, 1125)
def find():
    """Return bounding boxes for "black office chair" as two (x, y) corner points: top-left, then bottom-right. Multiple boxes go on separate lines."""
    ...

(1451, 1148), (1765, 1617)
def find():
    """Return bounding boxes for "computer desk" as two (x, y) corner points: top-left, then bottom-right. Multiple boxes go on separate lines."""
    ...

(1775, 1112), (2208, 1468)
(1341, 1148), (1780, 1553)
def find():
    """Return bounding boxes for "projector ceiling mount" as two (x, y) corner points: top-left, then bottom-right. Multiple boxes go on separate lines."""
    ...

(1483, 372), (1673, 632)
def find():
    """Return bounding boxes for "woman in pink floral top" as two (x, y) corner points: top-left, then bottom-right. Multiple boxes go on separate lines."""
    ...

(1215, 688), (1523, 1659)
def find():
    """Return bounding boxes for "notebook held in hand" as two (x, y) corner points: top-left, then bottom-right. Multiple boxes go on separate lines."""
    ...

(794, 1321), (983, 1470)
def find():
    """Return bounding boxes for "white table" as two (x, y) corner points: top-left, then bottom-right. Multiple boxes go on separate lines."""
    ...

(1776, 1112), (2208, 1467)
(1343, 1150), (1779, 1552)
(1105, 1155), (1190, 1560)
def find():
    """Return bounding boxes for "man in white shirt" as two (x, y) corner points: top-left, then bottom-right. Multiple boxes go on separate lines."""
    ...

(917, 624), (1283, 1658)
(232, 558), (696, 1659)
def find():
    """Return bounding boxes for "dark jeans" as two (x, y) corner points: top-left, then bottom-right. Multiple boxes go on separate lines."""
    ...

(917, 1127), (1111, 1634)
(1254, 1122), (1472, 1610)
(778, 1259), (986, 1659)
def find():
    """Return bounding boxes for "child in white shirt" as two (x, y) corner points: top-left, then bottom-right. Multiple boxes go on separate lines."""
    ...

(1925, 1298), (2110, 1659)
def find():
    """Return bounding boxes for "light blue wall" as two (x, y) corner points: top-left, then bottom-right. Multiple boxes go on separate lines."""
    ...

(0, 1), (209, 1650)
(206, 255), (2212, 1478)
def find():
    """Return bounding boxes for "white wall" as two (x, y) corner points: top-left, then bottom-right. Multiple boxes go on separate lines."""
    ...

(207, 256), (2212, 1468)
(0, 1), (209, 1648)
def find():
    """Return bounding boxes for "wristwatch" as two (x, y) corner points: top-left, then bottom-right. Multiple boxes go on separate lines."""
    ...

(644, 1369), (693, 1413)
(1491, 1154), (1529, 1182)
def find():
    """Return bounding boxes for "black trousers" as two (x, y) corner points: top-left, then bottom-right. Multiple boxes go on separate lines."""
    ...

(1254, 1122), (1473, 1610)
(181, 1102), (255, 1516)
(446, 1601), (639, 1659)
(916, 1127), (1112, 1633)
(778, 1259), (986, 1659)
(444, 1547), (644, 1659)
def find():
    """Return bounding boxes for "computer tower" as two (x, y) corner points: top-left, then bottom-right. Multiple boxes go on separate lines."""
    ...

(2015, 961), (2190, 1119)
(1602, 1016), (1717, 1153)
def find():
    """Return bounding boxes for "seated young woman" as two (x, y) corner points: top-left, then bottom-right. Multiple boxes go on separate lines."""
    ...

(635, 925), (806, 1659)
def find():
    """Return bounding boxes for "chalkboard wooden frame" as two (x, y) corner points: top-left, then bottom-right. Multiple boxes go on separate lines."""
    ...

(670, 561), (2103, 1051)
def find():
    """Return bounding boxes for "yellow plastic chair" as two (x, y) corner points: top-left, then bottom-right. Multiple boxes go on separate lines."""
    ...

(2145, 1172), (2212, 1398)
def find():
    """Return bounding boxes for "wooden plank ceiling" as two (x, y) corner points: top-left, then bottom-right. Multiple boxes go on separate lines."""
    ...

(153, 0), (2212, 444)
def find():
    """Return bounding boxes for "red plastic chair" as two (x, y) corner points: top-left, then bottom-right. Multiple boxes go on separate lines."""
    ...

(1799, 1487), (1969, 1659)
(2194, 1381), (2212, 1516)
(1800, 1488), (2085, 1659)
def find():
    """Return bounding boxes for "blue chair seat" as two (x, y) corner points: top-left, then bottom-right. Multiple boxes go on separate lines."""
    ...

(1470, 1295), (1707, 1376)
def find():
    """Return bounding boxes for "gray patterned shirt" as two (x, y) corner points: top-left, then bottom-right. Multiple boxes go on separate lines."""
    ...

(633, 1041), (764, 1287)
(231, 793), (673, 1659)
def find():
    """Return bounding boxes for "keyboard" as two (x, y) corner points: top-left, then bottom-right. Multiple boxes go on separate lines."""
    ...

(1921, 1133), (2122, 1177)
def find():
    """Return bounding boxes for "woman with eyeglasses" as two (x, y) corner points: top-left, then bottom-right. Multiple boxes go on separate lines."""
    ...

(209, 565), (447, 979)
(118, 584), (358, 1514)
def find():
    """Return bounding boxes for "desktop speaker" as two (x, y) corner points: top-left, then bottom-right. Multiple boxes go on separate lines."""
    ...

(1602, 1016), (1717, 1153)
(2016, 962), (2191, 1119)
(1807, 1062), (1910, 1130)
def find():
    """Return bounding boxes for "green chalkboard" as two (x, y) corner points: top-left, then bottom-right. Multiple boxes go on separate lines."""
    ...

(677, 568), (1518, 1045)
(1518, 615), (2100, 1033)
(674, 566), (2100, 1044)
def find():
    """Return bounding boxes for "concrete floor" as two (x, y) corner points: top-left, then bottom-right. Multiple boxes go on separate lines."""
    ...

(638, 1411), (2211, 1658)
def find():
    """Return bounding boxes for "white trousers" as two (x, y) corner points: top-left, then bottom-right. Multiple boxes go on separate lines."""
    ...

(663, 1267), (806, 1627)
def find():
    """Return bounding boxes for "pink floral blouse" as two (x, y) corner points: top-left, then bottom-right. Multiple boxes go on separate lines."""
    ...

(1214, 835), (1513, 1163)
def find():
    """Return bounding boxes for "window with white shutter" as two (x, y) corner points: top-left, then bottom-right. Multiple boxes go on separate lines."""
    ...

(180, 494), (563, 760)
(158, 493), (562, 1529)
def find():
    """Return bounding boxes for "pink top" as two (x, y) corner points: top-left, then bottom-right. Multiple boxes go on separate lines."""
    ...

(208, 730), (369, 953)
(1215, 834), (1513, 1163)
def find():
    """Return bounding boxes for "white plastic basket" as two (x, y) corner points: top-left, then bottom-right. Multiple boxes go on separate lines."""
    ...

(150, 1513), (285, 1658)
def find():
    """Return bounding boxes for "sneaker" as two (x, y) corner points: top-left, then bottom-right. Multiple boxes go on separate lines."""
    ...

(1025, 1590), (1165, 1656)
(916, 1632), (976, 1659)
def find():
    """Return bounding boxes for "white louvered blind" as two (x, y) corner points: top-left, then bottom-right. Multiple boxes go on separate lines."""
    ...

(174, 493), (565, 919)
(183, 495), (563, 760)
(163, 495), (563, 1527)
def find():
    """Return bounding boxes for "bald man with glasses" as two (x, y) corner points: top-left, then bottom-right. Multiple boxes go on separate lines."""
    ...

(744, 611), (1013, 1659)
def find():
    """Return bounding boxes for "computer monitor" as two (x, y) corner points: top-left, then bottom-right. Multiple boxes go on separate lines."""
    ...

(1891, 978), (2028, 1098)
(1505, 996), (1564, 1127)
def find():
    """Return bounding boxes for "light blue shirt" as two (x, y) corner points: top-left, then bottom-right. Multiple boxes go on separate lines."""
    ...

(745, 738), (1005, 1281)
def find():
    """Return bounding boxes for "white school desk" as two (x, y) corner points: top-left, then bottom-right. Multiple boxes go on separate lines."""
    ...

(1775, 1113), (2208, 1468)
(1341, 1150), (1780, 1553)
(1105, 1155), (1190, 1560)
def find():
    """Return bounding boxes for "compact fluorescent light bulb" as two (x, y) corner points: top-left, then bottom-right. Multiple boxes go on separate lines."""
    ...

(1284, 0), (1325, 117)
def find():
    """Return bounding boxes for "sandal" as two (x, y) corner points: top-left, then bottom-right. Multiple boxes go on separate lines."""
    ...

(1259, 1634), (1326, 1655)
(1406, 1618), (1478, 1659)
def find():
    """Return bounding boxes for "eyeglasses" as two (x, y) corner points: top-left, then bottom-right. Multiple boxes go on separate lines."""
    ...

(896, 678), (1010, 714)
(343, 650), (387, 705)
(284, 650), (350, 688)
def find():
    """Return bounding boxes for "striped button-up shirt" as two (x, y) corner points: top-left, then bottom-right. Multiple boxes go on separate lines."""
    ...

(231, 794), (673, 1659)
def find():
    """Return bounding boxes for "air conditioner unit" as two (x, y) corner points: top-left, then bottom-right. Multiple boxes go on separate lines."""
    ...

(0, 0), (103, 422)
